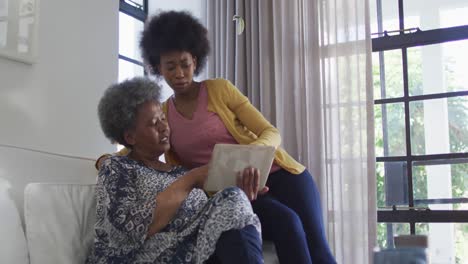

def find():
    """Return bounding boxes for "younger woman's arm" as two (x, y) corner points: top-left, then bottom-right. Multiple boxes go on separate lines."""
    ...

(224, 81), (281, 148)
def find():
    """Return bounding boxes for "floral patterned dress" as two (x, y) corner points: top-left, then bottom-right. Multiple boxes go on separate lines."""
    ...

(86, 156), (260, 264)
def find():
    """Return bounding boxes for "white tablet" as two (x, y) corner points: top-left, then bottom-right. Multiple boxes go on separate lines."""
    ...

(205, 144), (276, 192)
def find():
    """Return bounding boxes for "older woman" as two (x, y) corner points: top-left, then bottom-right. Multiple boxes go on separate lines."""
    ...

(86, 77), (263, 264)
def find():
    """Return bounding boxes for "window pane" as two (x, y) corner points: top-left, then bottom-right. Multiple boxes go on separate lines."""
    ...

(412, 161), (468, 210)
(404, 0), (468, 31)
(160, 80), (174, 101)
(145, 76), (174, 101)
(410, 96), (468, 155)
(376, 161), (409, 208)
(0, 21), (6, 48)
(408, 39), (468, 96)
(416, 223), (468, 264)
(119, 12), (143, 62)
(369, 0), (400, 35)
(376, 162), (386, 208)
(118, 59), (144, 82)
(375, 103), (406, 156)
(377, 223), (410, 249)
(123, 0), (145, 11)
(373, 50), (404, 99)
(0, 0), (6, 47)
(18, 17), (33, 53)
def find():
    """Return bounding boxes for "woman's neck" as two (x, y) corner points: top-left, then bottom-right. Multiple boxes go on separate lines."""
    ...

(128, 149), (170, 171)
(173, 81), (201, 103)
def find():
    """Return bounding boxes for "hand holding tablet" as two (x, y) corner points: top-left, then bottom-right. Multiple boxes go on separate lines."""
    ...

(236, 167), (269, 201)
(205, 144), (276, 193)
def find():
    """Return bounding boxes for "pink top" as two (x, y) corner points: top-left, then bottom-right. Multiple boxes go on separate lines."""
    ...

(168, 82), (281, 173)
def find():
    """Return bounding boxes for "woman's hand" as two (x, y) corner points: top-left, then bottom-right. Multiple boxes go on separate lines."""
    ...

(236, 167), (269, 201)
(95, 154), (112, 170)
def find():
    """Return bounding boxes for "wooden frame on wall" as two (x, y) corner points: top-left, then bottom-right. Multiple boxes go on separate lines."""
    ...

(0, 0), (39, 64)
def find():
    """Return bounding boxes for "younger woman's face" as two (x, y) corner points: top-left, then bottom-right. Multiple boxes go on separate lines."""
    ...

(158, 51), (197, 96)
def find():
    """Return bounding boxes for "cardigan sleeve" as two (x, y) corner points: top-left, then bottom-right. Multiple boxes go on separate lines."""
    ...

(224, 80), (281, 148)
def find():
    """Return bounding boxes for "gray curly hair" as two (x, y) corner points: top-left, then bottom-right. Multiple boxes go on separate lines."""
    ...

(98, 77), (161, 148)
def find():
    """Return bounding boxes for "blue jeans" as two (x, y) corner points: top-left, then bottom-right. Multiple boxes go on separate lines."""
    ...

(207, 225), (263, 264)
(252, 168), (336, 264)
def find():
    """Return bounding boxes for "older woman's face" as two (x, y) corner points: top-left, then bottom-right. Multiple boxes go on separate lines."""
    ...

(127, 101), (170, 156)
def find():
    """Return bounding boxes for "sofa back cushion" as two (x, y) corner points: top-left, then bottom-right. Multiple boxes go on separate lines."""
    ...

(0, 178), (29, 264)
(24, 183), (96, 264)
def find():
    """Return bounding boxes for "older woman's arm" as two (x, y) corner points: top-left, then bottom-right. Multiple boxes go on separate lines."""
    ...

(97, 159), (208, 251)
(147, 165), (208, 236)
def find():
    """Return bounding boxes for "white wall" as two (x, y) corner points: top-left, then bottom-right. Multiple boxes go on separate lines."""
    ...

(0, 0), (118, 158)
(0, 0), (118, 219)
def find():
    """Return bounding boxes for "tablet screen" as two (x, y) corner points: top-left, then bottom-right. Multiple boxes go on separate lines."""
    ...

(205, 144), (276, 192)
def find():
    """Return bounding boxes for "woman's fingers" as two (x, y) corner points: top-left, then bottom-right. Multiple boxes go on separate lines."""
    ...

(252, 168), (259, 200)
(236, 167), (264, 201)
(236, 171), (242, 188)
(258, 186), (269, 195)
(247, 167), (261, 201)
(244, 168), (253, 200)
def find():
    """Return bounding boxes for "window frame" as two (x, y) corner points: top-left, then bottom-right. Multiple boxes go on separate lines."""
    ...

(372, 0), (468, 238)
(118, 0), (147, 70)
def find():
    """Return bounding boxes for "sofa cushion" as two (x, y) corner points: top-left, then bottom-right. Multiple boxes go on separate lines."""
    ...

(0, 178), (29, 264)
(24, 183), (96, 264)
(23, 182), (279, 264)
(263, 240), (279, 264)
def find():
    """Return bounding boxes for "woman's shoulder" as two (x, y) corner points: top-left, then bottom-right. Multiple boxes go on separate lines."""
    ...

(204, 78), (232, 90)
(204, 78), (241, 102)
(100, 155), (141, 174)
(168, 165), (189, 176)
(105, 155), (130, 165)
(97, 156), (137, 187)
(103, 156), (184, 172)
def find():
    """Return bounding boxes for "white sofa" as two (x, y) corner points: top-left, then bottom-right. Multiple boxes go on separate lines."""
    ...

(0, 180), (279, 264)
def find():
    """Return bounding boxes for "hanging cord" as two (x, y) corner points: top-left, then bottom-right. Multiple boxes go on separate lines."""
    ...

(0, 143), (96, 161)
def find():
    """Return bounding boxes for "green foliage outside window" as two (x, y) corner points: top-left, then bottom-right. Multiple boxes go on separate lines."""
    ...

(373, 48), (467, 263)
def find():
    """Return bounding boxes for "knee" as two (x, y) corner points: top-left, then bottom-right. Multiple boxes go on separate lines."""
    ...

(217, 186), (241, 198)
(216, 225), (263, 264)
(274, 211), (305, 238)
(218, 186), (250, 205)
(222, 225), (259, 241)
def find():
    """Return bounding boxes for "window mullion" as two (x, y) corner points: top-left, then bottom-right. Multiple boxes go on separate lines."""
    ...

(372, 25), (468, 52)
(119, 0), (147, 22)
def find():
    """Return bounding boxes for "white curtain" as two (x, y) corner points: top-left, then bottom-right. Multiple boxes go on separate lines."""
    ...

(206, 0), (376, 263)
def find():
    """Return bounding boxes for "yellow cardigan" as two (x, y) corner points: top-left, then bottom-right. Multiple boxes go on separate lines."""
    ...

(162, 78), (305, 174)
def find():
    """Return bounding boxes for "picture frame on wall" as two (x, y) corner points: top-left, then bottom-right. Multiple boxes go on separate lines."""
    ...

(0, 0), (39, 64)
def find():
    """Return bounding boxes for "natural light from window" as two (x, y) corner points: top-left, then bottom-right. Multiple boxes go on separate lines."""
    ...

(371, 1), (468, 263)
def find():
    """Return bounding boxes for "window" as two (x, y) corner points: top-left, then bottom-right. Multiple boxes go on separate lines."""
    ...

(118, 0), (147, 82)
(371, 0), (468, 263)
(117, 1), (174, 101)
(116, 1), (147, 151)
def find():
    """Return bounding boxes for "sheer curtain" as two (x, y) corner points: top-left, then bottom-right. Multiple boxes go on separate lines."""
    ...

(206, 0), (376, 263)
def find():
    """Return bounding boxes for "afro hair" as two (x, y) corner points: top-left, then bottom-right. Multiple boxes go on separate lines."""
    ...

(140, 11), (210, 76)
